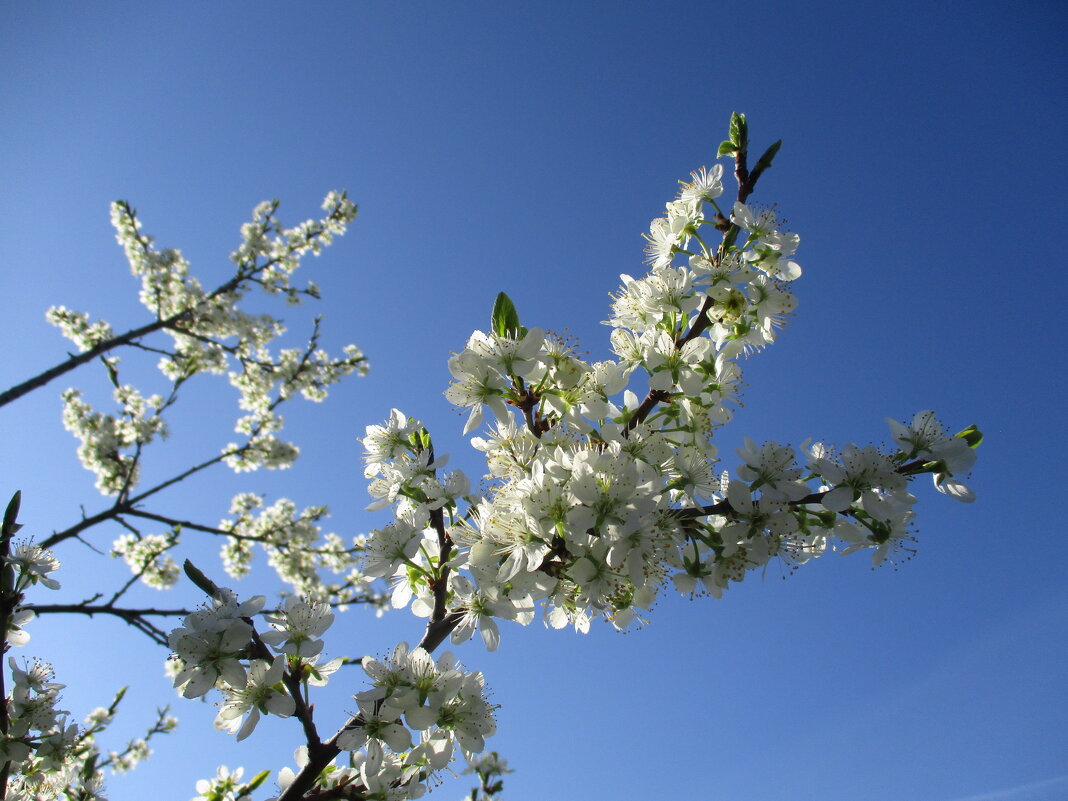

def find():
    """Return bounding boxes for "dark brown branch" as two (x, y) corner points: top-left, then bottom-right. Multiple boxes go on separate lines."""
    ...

(28, 603), (188, 646)
(39, 504), (125, 551)
(734, 145), (751, 203)
(623, 389), (671, 434)
(428, 510), (452, 625)
(126, 509), (361, 563)
(416, 609), (465, 653)
(123, 509), (231, 537)
(0, 314), (191, 410)
(299, 787), (360, 801)
(29, 603), (189, 617)
(424, 439), (456, 632)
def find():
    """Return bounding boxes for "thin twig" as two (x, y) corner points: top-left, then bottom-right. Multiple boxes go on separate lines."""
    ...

(39, 446), (244, 550)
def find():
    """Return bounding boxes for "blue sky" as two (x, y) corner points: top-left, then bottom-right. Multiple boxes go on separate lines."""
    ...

(1, 2), (1065, 800)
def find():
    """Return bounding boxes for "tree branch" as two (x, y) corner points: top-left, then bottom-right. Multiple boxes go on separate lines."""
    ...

(0, 314), (191, 410)
(27, 603), (187, 646)
(0, 196), (351, 412)
(278, 607), (465, 800)
(39, 446), (244, 550)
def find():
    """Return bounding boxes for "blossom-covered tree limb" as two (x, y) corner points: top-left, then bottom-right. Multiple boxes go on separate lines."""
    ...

(218, 114), (982, 799)
(0, 194), (361, 410)
(1, 113), (982, 800)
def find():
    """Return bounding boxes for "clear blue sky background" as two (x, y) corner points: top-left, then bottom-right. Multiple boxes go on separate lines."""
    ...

(1, 2), (1065, 800)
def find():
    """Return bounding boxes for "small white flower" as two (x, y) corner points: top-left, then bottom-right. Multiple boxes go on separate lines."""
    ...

(8, 544), (61, 590)
(215, 656), (295, 741)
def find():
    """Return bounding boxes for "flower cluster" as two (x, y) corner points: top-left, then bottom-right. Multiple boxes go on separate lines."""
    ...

(25, 113), (976, 801)
(345, 641), (496, 760)
(362, 410), (471, 523)
(357, 121), (980, 653)
(168, 589), (267, 701)
(52, 194), (368, 497)
(44, 307), (114, 353)
(198, 115), (978, 800)
(213, 656), (296, 741)
(111, 532), (180, 589)
(167, 588), (497, 799)
(60, 385), (167, 496)
(1, 673), (174, 801)
(166, 588), (341, 743)
(888, 410), (978, 502)
(217, 494), (382, 610)
(0, 656), (97, 800)
(192, 765), (269, 801)
(2, 657), (68, 765)
(266, 643), (497, 801)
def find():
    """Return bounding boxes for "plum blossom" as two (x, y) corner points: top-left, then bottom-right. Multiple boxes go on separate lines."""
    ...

(261, 596), (334, 657)
(215, 656), (295, 740)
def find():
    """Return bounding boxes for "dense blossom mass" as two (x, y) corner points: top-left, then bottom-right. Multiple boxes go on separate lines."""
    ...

(362, 135), (978, 652)
(0, 114), (979, 800)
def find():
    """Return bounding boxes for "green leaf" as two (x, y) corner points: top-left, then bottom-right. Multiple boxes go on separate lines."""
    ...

(753, 139), (782, 173)
(728, 111), (747, 148)
(101, 355), (120, 388)
(245, 770), (271, 792)
(3, 490), (21, 538)
(82, 752), (99, 782)
(717, 140), (736, 157)
(491, 291), (521, 338)
(408, 427), (433, 451)
(956, 424), (983, 448)
(183, 559), (220, 597)
(722, 224), (741, 251)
